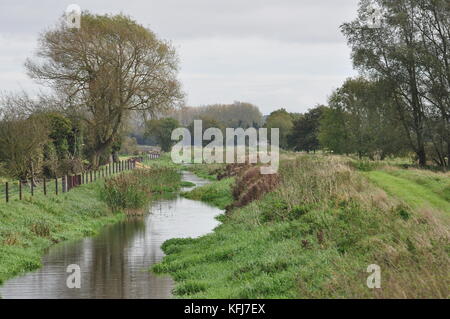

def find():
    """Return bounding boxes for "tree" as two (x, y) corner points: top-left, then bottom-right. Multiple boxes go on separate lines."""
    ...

(26, 13), (183, 167)
(341, 0), (435, 165)
(0, 102), (49, 180)
(264, 109), (294, 149)
(319, 107), (353, 155)
(319, 78), (408, 159)
(120, 136), (139, 155)
(145, 118), (180, 152)
(288, 105), (326, 152)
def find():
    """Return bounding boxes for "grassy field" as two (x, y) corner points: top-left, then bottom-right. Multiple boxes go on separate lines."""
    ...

(366, 168), (450, 214)
(153, 155), (449, 298)
(0, 157), (183, 284)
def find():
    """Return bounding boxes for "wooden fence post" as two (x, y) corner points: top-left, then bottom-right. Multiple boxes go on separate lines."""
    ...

(19, 181), (22, 200)
(43, 178), (47, 196)
(55, 178), (58, 195)
(5, 182), (9, 203)
(31, 180), (34, 196)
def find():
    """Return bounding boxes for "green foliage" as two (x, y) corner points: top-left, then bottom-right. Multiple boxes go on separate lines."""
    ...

(288, 105), (326, 152)
(319, 78), (408, 159)
(145, 118), (181, 152)
(341, 0), (449, 167)
(264, 109), (294, 149)
(182, 178), (234, 209)
(100, 167), (182, 212)
(101, 174), (148, 211)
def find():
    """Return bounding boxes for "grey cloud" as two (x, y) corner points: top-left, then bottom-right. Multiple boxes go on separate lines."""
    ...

(0, 0), (360, 113)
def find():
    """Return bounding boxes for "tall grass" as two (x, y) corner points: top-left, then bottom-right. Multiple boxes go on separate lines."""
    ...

(153, 155), (449, 298)
(182, 178), (234, 210)
(100, 167), (181, 214)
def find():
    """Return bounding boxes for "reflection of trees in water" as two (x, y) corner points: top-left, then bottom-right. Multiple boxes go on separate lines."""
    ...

(88, 218), (146, 298)
(1, 174), (218, 298)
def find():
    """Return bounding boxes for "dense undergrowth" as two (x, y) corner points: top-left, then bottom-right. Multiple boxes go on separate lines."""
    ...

(153, 155), (449, 298)
(101, 167), (181, 214)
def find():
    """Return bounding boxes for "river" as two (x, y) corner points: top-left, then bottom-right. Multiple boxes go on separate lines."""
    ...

(0, 171), (222, 299)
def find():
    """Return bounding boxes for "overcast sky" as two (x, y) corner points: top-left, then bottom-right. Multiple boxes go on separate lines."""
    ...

(0, 0), (359, 114)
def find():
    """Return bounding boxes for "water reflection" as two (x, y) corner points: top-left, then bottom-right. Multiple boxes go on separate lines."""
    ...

(0, 171), (221, 299)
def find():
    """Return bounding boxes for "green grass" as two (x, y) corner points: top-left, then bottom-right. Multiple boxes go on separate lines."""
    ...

(0, 181), (124, 284)
(0, 156), (184, 285)
(366, 169), (450, 213)
(184, 163), (223, 181)
(153, 156), (449, 298)
(182, 178), (234, 209)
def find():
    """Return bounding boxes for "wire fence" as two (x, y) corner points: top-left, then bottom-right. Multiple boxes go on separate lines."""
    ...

(1, 153), (161, 203)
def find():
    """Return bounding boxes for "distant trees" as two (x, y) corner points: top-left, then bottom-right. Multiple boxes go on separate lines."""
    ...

(319, 78), (408, 159)
(145, 118), (180, 152)
(288, 105), (326, 153)
(341, 0), (449, 167)
(264, 109), (294, 149)
(26, 13), (183, 167)
(169, 102), (263, 128)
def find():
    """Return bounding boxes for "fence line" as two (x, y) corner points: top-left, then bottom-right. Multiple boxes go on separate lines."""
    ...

(2, 153), (160, 203)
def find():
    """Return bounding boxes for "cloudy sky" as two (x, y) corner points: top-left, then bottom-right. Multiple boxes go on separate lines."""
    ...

(0, 0), (359, 114)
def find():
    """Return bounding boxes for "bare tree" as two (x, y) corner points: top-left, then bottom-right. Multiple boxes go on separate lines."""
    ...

(26, 13), (183, 167)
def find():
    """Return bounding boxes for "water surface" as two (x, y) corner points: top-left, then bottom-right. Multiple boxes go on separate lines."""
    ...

(0, 171), (221, 299)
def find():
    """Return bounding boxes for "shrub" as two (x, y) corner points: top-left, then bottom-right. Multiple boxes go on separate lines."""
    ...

(100, 167), (181, 214)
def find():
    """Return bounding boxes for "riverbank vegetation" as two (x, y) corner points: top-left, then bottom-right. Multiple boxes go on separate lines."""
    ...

(101, 167), (182, 214)
(0, 181), (123, 284)
(0, 159), (184, 284)
(153, 154), (449, 298)
(182, 178), (234, 210)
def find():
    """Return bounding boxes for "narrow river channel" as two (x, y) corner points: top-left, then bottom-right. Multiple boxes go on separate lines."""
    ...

(0, 171), (222, 299)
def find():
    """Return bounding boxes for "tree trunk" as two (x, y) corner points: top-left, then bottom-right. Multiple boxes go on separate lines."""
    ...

(417, 145), (427, 167)
(447, 142), (450, 169)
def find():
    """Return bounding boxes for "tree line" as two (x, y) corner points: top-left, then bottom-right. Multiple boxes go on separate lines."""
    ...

(144, 102), (264, 151)
(265, 0), (449, 168)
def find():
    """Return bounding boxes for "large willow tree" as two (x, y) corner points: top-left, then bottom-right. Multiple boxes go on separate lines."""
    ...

(26, 13), (183, 167)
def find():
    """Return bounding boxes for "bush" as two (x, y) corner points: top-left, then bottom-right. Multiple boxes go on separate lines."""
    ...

(100, 167), (181, 214)
(100, 174), (148, 212)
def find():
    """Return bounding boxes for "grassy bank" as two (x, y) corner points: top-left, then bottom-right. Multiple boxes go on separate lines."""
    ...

(153, 155), (449, 298)
(0, 159), (183, 284)
(183, 163), (223, 181)
(365, 168), (450, 215)
(0, 182), (124, 284)
(182, 178), (234, 209)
